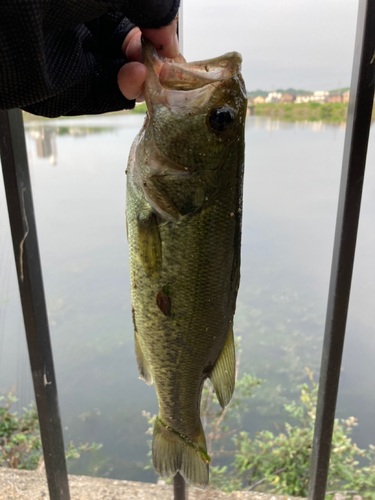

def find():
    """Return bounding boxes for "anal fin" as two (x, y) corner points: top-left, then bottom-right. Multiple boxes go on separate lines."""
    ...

(134, 330), (153, 386)
(210, 325), (235, 409)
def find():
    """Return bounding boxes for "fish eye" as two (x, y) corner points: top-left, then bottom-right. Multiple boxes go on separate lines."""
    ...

(208, 106), (234, 132)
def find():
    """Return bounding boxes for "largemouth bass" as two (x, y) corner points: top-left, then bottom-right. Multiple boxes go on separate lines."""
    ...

(126, 40), (247, 488)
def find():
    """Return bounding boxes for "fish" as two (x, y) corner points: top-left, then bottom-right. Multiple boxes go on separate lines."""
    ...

(126, 39), (247, 488)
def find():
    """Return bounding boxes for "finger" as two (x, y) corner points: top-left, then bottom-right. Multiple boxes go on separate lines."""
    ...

(117, 62), (147, 101)
(122, 27), (142, 62)
(142, 19), (179, 59)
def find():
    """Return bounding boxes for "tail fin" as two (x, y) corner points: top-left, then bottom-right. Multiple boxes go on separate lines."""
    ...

(152, 417), (210, 488)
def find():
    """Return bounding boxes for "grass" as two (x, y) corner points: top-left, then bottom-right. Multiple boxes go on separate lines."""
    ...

(130, 102), (147, 114)
(253, 102), (351, 123)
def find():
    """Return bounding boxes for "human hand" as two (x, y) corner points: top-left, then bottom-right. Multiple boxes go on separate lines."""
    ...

(118, 19), (179, 101)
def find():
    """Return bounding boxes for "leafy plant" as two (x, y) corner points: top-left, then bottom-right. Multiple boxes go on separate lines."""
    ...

(0, 392), (42, 469)
(233, 370), (375, 498)
(143, 360), (375, 498)
(0, 389), (102, 470)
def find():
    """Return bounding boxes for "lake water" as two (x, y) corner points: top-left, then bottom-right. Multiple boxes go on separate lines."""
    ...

(0, 114), (374, 481)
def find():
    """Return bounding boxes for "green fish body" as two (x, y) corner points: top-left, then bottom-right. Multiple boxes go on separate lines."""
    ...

(126, 41), (247, 488)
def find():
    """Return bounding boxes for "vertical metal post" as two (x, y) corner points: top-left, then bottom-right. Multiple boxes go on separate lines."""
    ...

(174, 4), (187, 493)
(176, 0), (183, 53)
(174, 472), (187, 500)
(308, 1), (375, 498)
(0, 109), (70, 500)
(173, 7), (188, 500)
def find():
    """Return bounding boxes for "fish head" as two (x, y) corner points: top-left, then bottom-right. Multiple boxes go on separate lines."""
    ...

(142, 40), (247, 175)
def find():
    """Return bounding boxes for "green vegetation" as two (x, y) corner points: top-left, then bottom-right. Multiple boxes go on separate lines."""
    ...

(143, 347), (375, 497)
(52, 126), (113, 136)
(130, 102), (147, 114)
(232, 373), (375, 497)
(203, 368), (375, 498)
(0, 390), (101, 470)
(3, 366), (375, 497)
(253, 102), (350, 123)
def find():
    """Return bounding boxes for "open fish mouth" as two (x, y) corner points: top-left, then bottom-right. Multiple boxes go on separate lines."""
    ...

(158, 52), (243, 90)
(142, 39), (243, 106)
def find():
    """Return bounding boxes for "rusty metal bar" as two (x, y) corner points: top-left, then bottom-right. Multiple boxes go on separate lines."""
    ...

(308, 0), (375, 498)
(0, 108), (70, 500)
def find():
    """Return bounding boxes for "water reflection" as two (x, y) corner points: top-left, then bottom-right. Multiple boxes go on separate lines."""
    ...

(26, 124), (116, 165)
(29, 127), (57, 165)
(1, 114), (374, 482)
(249, 116), (347, 133)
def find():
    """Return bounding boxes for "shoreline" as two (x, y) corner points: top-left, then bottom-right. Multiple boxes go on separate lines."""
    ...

(250, 102), (375, 123)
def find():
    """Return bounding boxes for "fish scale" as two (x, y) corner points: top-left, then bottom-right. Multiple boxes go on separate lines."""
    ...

(126, 40), (246, 488)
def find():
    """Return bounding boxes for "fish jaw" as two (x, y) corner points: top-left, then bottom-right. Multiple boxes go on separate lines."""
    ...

(142, 38), (245, 122)
(142, 39), (242, 96)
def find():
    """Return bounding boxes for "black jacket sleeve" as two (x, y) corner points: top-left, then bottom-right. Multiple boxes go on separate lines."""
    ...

(0, 0), (180, 117)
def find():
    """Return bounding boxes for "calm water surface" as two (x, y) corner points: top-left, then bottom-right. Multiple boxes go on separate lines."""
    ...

(0, 114), (374, 480)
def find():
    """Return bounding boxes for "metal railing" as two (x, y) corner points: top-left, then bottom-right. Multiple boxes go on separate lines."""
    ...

(0, 1), (374, 499)
(0, 109), (70, 499)
(308, 1), (375, 498)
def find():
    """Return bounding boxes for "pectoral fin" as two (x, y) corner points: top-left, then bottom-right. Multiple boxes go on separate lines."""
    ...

(210, 325), (235, 409)
(134, 330), (153, 386)
(142, 178), (181, 221)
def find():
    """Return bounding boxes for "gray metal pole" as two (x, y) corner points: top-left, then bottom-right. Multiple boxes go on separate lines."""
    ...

(308, 1), (375, 498)
(173, 7), (188, 500)
(174, 472), (187, 500)
(177, 0), (183, 53)
(0, 109), (70, 500)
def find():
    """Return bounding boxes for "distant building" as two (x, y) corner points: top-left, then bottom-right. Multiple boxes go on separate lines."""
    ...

(327, 93), (343, 103)
(29, 127), (57, 165)
(280, 93), (295, 103)
(342, 90), (350, 103)
(295, 91), (328, 104)
(295, 95), (312, 103)
(247, 97), (255, 116)
(254, 95), (266, 104)
(310, 91), (329, 103)
(265, 92), (282, 103)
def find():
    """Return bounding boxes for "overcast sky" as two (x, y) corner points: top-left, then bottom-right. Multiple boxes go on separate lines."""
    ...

(181, 0), (359, 92)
